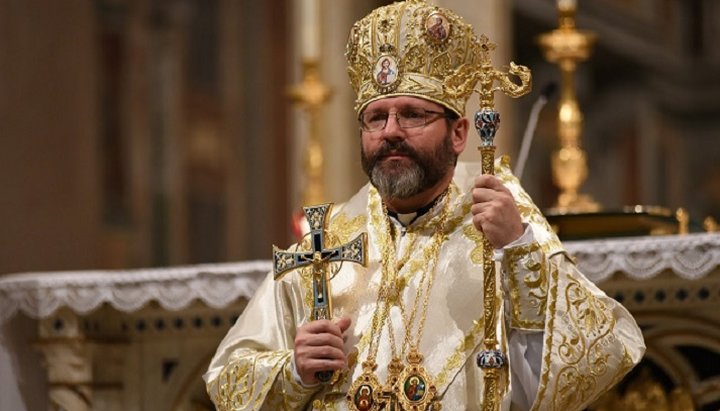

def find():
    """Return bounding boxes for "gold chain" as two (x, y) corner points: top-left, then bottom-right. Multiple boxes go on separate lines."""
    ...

(365, 184), (455, 365)
(347, 185), (464, 411)
(398, 191), (452, 357)
(365, 240), (395, 363)
(384, 225), (417, 362)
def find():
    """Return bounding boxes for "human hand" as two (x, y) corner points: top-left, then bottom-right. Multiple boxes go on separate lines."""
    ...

(294, 316), (352, 385)
(471, 175), (524, 249)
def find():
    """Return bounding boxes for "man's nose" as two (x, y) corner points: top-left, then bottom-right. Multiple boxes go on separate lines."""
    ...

(380, 113), (404, 139)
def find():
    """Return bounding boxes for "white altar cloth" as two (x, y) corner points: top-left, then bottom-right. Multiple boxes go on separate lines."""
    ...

(0, 260), (271, 325)
(564, 232), (720, 282)
(0, 261), (270, 411)
(2, 234), (718, 326)
(0, 233), (719, 411)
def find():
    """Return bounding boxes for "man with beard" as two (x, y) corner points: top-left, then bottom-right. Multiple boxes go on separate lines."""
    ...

(204, 1), (645, 410)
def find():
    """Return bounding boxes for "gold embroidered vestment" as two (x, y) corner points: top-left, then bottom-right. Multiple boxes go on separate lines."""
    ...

(204, 160), (645, 411)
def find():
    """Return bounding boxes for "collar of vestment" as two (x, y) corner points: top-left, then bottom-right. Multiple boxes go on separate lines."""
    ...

(386, 189), (448, 227)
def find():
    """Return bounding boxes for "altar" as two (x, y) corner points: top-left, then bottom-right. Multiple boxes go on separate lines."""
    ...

(0, 261), (271, 411)
(1, 234), (719, 411)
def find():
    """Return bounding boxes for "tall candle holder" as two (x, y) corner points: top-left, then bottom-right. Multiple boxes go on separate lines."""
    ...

(538, 2), (600, 212)
(289, 59), (332, 207)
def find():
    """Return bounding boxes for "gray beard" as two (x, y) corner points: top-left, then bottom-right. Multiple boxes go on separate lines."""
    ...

(370, 159), (426, 199)
(361, 133), (456, 200)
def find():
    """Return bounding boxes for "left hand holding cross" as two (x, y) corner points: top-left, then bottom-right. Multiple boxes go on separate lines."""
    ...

(273, 203), (367, 384)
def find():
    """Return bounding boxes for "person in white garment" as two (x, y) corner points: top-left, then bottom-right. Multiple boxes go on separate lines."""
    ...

(204, 1), (645, 410)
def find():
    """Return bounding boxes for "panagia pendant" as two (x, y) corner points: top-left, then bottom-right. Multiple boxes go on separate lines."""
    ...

(395, 348), (437, 411)
(387, 356), (404, 382)
(347, 361), (383, 411)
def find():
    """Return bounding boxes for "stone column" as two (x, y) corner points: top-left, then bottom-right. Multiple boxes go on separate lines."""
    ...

(35, 309), (93, 411)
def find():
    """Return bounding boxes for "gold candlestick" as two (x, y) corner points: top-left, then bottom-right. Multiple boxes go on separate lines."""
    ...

(538, 3), (600, 212)
(289, 59), (332, 206)
(704, 216), (718, 233)
(676, 208), (689, 235)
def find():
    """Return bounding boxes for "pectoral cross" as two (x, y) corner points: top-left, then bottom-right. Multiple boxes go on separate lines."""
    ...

(377, 389), (399, 411)
(273, 203), (367, 382)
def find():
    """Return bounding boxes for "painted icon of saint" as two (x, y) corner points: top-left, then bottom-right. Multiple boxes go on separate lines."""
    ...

(404, 376), (426, 401)
(355, 385), (373, 411)
(375, 57), (396, 86)
(426, 13), (449, 41)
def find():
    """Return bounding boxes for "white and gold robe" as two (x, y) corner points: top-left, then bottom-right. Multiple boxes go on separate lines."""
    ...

(204, 159), (645, 411)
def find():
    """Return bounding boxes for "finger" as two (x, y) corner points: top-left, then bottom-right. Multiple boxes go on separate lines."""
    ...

(300, 320), (345, 341)
(470, 202), (490, 216)
(474, 175), (512, 194)
(478, 202), (513, 226)
(296, 348), (347, 375)
(296, 331), (345, 350)
(295, 320), (344, 348)
(472, 189), (511, 208)
(335, 316), (352, 332)
(298, 344), (347, 362)
(471, 214), (484, 233)
(473, 186), (516, 206)
(472, 187), (495, 204)
(474, 174), (501, 189)
(472, 210), (497, 229)
(472, 207), (505, 228)
(309, 356), (347, 369)
(301, 319), (340, 334)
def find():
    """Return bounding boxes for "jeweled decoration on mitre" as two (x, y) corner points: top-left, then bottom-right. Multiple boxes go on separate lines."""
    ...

(346, 0), (487, 116)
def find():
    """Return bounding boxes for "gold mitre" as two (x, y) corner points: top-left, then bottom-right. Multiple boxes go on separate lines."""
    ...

(346, 0), (486, 116)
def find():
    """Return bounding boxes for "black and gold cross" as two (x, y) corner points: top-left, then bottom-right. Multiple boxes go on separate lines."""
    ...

(273, 203), (367, 382)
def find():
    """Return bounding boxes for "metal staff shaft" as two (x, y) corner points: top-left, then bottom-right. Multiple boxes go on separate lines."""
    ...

(472, 34), (532, 411)
(475, 109), (505, 411)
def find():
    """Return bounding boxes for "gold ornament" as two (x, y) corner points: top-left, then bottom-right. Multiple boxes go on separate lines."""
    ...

(347, 186), (454, 411)
(346, 0), (491, 116)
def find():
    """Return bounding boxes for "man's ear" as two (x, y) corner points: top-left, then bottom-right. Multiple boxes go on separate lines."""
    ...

(451, 117), (469, 154)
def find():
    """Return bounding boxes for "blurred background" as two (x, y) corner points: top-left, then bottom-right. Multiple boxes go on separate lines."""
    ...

(1, 0), (719, 275)
(1, 1), (720, 410)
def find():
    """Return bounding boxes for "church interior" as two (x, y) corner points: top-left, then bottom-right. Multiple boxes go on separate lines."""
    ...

(1, 0), (719, 410)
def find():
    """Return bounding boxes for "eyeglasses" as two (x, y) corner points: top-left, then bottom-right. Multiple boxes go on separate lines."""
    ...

(358, 108), (449, 132)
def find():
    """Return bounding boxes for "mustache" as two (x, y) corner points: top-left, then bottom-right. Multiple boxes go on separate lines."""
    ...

(371, 140), (419, 161)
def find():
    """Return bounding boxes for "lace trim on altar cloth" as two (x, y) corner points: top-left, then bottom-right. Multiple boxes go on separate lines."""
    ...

(0, 261), (271, 324)
(1, 234), (718, 323)
(564, 233), (720, 283)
